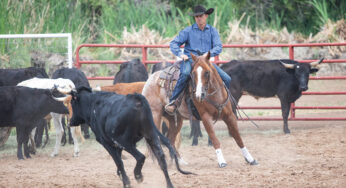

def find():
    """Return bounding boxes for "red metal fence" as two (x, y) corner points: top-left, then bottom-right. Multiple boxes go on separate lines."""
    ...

(75, 42), (346, 121)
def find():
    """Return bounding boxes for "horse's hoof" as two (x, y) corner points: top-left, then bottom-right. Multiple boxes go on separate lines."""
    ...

(284, 129), (291, 134)
(50, 153), (58, 157)
(219, 163), (227, 168)
(124, 183), (131, 188)
(245, 158), (258, 165)
(135, 174), (143, 183)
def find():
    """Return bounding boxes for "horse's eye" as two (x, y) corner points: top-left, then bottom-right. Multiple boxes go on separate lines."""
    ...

(204, 71), (210, 77)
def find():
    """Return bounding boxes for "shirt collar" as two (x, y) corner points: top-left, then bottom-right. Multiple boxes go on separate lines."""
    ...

(192, 23), (210, 31)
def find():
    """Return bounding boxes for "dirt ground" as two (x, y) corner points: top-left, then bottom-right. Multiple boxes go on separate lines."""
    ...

(0, 80), (345, 188)
(0, 120), (345, 188)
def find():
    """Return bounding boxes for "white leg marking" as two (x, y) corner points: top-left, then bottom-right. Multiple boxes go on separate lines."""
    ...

(215, 148), (227, 166)
(71, 127), (80, 157)
(30, 127), (36, 147)
(195, 66), (203, 99)
(51, 113), (63, 157)
(241, 147), (254, 163)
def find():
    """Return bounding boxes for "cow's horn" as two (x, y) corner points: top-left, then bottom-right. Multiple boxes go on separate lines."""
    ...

(52, 96), (68, 102)
(280, 62), (295, 69)
(310, 57), (324, 67)
(56, 87), (72, 95)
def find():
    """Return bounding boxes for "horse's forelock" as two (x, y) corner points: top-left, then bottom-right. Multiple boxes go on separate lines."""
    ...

(193, 57), (212, 72)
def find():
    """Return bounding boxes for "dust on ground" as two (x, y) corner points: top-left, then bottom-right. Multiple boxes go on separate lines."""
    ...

(0, 120), (345, 188)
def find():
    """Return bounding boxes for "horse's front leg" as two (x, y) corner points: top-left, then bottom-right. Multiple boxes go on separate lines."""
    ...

(200, 113), (227, 168)
(222, 107), (257, 165)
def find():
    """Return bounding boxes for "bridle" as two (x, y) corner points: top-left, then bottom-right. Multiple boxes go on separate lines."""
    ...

(190, 62), (230, 123)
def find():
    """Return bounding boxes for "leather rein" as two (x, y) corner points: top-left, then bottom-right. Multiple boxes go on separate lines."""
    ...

(190, 71), (230, 124)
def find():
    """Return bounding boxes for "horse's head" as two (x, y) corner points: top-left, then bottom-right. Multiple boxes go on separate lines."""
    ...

(190, 52), (215, 102)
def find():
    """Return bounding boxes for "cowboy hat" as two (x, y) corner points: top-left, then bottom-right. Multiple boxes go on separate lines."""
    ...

(190, 5), (214, 17)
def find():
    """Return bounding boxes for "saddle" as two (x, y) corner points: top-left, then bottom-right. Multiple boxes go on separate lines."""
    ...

(157, 61), (201, 120)
(158, 61), (181, 97)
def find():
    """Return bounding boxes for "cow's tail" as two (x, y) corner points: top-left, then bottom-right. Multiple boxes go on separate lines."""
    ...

(155, 128), (194, 175)
(129, 93), (193, 175)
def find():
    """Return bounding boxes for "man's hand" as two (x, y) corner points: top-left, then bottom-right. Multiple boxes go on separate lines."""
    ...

(180, 54), (188, 61)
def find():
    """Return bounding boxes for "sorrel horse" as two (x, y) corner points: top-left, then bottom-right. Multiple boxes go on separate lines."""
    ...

(142, 52), (257, 167)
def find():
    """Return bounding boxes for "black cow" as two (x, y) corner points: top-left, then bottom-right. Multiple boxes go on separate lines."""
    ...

(0, 67), (49, 86)
(150, 62), (173, 74)
(221, 58), (323, 134)
(52, 67), (91, 140)
(113, 58), (148, 84)
(0, 67), (49, 148)
(55, 86), (191, 188)
(0, 86), (68, 159)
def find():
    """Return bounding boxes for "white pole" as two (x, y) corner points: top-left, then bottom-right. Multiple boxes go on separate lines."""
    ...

(67, 33), (73, 68)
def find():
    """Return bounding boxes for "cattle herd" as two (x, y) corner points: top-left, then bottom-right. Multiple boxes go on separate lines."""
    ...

(0, 56), (323, 188)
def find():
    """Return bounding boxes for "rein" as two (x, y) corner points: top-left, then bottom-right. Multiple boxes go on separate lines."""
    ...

(190, 71), (230, 124)
(205, 84), (230, 124)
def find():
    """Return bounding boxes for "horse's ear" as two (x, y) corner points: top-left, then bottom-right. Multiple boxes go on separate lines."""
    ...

(191, 53), (197, 63)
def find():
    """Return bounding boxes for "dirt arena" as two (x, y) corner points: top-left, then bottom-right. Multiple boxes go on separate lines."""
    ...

(0, 80), (345, 187)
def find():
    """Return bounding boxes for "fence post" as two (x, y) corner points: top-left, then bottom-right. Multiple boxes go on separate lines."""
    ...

(289, 45), (296, 119)
(75, 45), (82, 68)
(142, 47), (148, 69)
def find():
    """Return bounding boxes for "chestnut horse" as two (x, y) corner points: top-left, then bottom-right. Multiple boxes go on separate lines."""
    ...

(142, 52), (257, 167)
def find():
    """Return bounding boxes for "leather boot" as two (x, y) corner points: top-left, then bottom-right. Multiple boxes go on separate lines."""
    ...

(164, 100), (177, 115)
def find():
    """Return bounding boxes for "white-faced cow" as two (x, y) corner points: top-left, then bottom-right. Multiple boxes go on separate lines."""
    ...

(220, 58), (324, 134)
(0, 86), (68, 160)
(54, 86), (191, 188)
(52, 67), (91, 140)
(17, 77), (83, 157)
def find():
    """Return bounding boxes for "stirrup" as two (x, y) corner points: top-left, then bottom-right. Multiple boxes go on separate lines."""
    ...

(165, 100), (177, 115)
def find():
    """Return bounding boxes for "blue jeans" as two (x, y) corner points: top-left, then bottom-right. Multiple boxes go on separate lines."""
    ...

(169, 59), (231, 102)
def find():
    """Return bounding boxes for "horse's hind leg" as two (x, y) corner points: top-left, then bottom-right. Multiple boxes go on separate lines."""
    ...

(145, 108), (163, 158)
(200, 113), (227, 168)
(166, 115), (187, 165)
(223, 111), (257, 165)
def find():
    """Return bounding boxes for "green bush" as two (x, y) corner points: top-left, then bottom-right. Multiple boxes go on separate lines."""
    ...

(0, 0), (345, 45)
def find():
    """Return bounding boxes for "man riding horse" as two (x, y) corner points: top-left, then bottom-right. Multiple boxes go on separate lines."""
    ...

(165, 5), (232, 114)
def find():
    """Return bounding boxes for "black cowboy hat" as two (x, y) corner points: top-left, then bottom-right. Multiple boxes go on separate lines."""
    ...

(190, 5), (214, 17)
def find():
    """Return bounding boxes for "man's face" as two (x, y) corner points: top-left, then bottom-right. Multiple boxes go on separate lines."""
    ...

(194, 14), (208, 28)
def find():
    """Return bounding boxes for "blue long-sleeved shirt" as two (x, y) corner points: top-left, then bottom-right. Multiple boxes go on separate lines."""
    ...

(170, 23), (222, 59)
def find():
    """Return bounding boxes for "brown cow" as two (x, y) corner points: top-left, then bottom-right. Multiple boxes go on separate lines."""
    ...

(94, 82), (145, 95)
